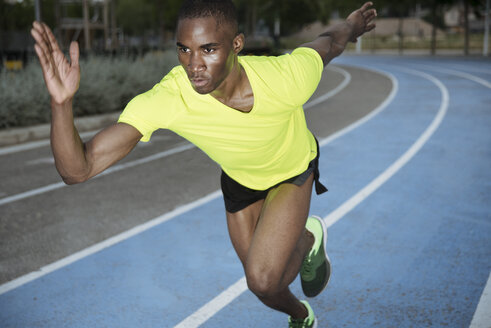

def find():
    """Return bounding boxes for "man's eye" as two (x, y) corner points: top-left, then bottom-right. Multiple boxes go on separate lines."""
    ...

(178, 47), (189, 53)
(204, 48), (215, 53)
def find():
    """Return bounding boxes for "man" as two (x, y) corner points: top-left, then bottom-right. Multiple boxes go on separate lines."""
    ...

(31, 1), (376, 326)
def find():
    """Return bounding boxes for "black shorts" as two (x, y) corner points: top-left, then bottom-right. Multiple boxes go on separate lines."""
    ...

(221, 138), (327, 213)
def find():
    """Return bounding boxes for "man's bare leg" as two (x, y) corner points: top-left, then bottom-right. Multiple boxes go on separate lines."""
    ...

(225, 174), (315, 319)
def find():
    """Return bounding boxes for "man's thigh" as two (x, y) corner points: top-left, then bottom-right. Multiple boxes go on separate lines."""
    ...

(226, 199), (264, 266)
(246, 173), (314, 274)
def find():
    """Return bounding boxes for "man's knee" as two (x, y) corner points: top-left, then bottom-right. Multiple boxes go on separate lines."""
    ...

(245, 264), (281, 298)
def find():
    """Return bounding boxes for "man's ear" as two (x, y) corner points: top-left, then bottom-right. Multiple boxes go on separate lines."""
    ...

(233, 33), (245, 54)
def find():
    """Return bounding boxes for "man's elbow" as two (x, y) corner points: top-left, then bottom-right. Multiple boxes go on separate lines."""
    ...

(61, 173), (89, 185)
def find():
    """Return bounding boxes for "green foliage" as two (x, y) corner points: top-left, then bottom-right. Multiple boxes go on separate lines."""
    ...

(0, 50), (179, 129)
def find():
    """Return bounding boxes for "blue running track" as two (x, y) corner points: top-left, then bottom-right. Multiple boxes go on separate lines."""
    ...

(1, 56), (490, 327)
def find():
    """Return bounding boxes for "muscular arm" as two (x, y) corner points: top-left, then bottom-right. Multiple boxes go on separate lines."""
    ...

(300, 2), (377, 66)
(51, 101), (141, 184)
(31, 21), (142, 185)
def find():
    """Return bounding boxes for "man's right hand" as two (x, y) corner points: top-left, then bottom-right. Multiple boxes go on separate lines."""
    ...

(31, 21), (80, 105)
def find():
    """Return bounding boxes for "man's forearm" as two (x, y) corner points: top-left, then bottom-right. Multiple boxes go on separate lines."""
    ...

(318, 21), (356, 62)
(319, 21), (356, 48)
(301, 2), (376, 66)
(50, 100), (90, 184)
(300, 21), (355, 66)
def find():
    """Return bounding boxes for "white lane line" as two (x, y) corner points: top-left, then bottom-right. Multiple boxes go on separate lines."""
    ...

(324, 67), (448, 227)
(0, 143), (195, 206)
(470, 271), (491, 328)
(320, 69), (398, 147)
(26, 157), (55, 166)
(174, 67), (400, 328)
(304, 66), (351, 109)
(174, 277), (249, 328)
(0, 190), (223, 295)
(417, 64), (491, 89)
(0, 70), (352, 207)
(0, 130), (97, 156)
(450, 64), (491, 75)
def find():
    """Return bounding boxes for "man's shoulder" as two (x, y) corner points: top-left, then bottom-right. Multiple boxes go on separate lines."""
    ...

(240, 47), (322, 74)
(139, 65), (188, 101)
(159, 65), (188, 90)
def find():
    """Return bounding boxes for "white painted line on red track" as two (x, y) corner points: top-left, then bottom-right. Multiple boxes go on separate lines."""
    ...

(470, 271), (491, 328)
(0, 68), (351, 207)
(174, 68), (400, 328)
(0, 190), (222, 295)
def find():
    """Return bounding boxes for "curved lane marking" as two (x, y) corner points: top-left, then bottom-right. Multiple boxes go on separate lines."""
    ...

(470, 272), (491, 328)
(320, 68), (398, 147)
(417, 64), (491, 89)
(304, 65), (351, 109)
(322, 67), (448, 227)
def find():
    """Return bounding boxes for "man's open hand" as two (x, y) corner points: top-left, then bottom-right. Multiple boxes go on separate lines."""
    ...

(346, 2), (377, 42)
(31, 21), (80, 105)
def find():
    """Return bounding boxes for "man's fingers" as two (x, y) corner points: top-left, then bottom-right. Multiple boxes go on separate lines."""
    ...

(366, 23), (376, 33)
(363, 9), (377, 18)
(42, 22), (62, 54)
(360, 1), (373, 13)
(364, 11), (377, 23)
(32, 21), (45, 35)
(31, 28), (51, 60)
(34, 44), (52, 78)
(69, 41), (80, 68)
(33, 43), (47, 67)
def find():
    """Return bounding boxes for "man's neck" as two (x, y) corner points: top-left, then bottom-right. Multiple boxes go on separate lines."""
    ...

(211, 59), (246, 103)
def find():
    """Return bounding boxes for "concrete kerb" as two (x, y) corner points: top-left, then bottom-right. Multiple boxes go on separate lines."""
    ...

(0, 112), (121, 147)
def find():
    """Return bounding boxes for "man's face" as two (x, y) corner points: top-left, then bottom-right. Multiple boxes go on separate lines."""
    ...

(176, 17), (240, 94)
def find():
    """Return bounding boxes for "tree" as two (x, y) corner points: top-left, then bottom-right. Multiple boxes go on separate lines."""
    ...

(463, 0), (484, 55)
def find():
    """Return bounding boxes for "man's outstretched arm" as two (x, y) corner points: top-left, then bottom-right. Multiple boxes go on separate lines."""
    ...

(300, 2), (377, 66)
(31, 21), (142, 185)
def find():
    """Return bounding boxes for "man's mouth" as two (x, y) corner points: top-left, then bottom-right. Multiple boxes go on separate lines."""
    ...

(191, 78), (208, 88)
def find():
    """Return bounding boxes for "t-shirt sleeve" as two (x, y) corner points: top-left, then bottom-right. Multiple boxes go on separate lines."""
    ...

(282, 47), (324, 106)
(118, 81), (178, 142)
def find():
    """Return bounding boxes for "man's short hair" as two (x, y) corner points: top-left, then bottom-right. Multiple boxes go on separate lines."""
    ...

(178, 0), (238, 35)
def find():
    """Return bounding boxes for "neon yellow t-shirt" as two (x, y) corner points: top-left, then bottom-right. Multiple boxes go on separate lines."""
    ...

(118, 47), (323, 190)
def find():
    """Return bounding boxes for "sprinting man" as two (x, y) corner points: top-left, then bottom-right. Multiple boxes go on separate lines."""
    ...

(31, 1), (376, 326)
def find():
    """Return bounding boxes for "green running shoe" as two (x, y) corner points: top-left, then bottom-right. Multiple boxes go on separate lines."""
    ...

(300, 215), (331, 298)
(288, 300), (317, 328)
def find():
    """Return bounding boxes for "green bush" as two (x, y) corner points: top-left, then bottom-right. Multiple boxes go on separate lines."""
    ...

(0, 50), (179, 129)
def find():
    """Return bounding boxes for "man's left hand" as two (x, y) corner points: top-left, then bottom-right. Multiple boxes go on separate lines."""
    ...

(346, 2), (377, 42)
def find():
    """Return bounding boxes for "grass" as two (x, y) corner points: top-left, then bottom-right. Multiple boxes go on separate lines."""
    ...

(0, 50), (179, 129)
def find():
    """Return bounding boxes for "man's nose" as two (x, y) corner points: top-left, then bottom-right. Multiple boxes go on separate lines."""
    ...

(189, 53), (205, 73)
